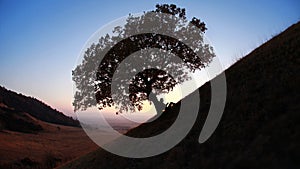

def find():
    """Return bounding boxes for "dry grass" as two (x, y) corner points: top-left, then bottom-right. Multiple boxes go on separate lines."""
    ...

(0, 119), (98, 169)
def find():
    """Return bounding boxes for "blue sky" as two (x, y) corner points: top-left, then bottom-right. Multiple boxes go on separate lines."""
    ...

(0, 0), (299, 116)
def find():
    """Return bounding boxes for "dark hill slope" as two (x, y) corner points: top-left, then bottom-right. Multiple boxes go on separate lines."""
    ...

(0, 106), (43, 133)
(0, 86), (79, 132)
(60, 22), (300, 169)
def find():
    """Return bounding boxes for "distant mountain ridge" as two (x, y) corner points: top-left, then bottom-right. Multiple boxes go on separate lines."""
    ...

(0, 86), (79, 133)
(60, 21), (300, 169)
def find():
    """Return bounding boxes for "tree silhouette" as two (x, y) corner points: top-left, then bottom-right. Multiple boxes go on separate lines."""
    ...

(72, 4), (215, 113)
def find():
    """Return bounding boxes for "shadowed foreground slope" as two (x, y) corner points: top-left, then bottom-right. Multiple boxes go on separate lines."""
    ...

(60, 22), (300, 169)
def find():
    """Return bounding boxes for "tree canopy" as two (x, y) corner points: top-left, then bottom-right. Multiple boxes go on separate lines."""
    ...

(72, 4), (215, 113)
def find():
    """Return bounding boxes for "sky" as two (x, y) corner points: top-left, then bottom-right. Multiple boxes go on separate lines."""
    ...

(0, 0), (299, 117)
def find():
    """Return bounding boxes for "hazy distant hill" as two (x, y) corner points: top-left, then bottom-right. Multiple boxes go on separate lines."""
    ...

(60, 22), (300, 169)
(0, 86), (79, 133)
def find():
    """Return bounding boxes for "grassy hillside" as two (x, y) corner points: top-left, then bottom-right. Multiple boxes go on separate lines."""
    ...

(0, 120), (97, 169)
(0, 86), (79, 130)
(60, 21), (300, 169)
(0, 87), (98, 168)
(0, 106), (43, 133)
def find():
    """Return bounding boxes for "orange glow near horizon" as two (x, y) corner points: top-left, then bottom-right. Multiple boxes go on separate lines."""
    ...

(72, 84), (184, 124)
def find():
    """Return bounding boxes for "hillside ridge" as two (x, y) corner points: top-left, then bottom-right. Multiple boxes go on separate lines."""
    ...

(0, 86), (79, 132)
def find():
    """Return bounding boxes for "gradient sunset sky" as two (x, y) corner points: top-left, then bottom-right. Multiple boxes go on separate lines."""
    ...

(0, 0), (299, 116)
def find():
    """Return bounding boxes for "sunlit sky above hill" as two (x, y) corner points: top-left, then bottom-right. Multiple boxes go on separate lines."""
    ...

(0, 0), (299, 117)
